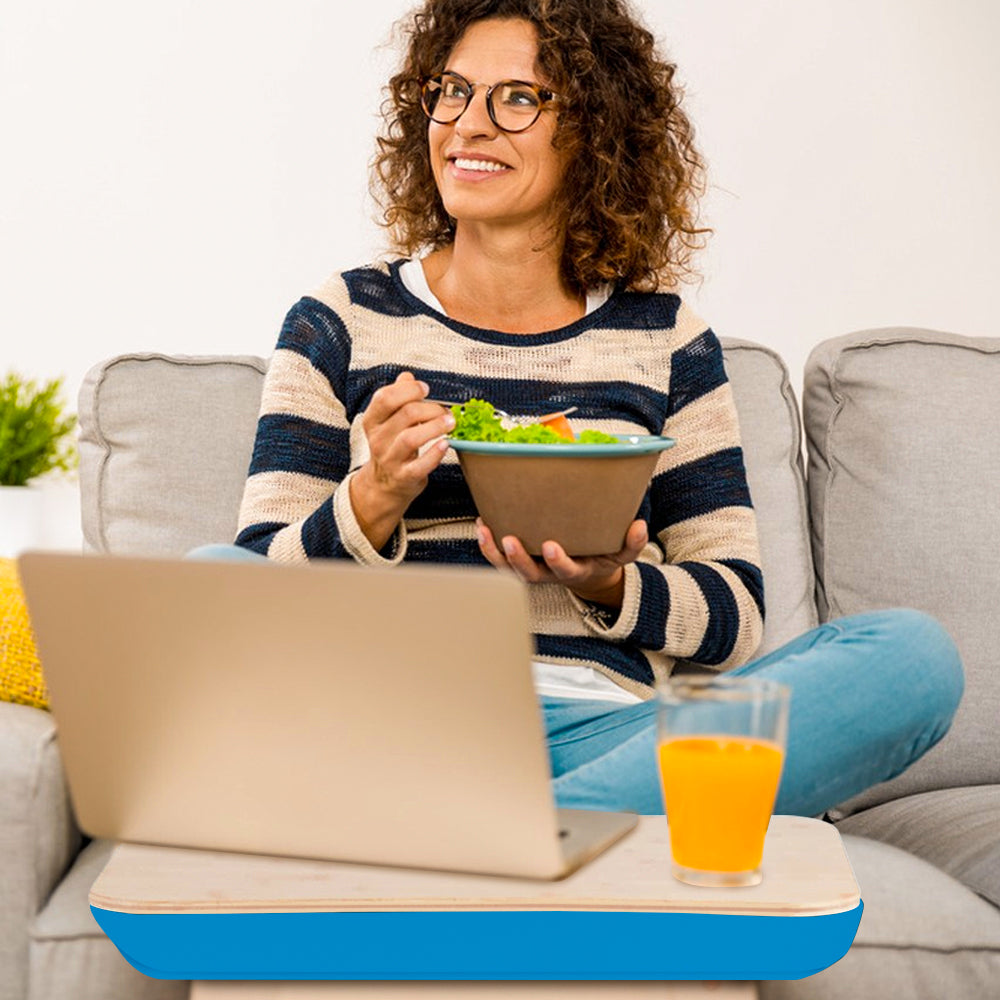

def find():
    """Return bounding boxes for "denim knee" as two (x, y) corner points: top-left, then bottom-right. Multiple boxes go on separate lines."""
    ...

(874, 607), (964, 726)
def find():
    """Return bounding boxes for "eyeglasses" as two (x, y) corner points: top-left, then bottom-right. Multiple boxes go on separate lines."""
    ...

(420, 71), (559, 134)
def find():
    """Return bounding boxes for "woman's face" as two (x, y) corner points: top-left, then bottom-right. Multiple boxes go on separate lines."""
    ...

(427, 18), (566, 236)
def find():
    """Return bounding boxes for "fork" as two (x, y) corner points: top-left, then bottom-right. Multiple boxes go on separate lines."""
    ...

(426, 399), (578, 424)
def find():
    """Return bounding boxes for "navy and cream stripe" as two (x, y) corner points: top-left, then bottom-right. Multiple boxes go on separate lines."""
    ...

(236, 259), (764, 697)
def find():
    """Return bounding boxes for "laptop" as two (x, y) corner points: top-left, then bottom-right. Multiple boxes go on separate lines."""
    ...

(18, 551), (637, 880)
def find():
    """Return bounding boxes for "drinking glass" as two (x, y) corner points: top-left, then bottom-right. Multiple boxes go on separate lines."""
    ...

(656, 675), (790, 887)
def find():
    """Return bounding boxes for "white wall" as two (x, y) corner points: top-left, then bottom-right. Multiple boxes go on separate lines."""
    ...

(3, 0), (998, 414)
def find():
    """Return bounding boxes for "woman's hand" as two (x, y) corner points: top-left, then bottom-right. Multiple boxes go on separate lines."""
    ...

(350, 372), (455, 550)
(476, 518), (649, 610)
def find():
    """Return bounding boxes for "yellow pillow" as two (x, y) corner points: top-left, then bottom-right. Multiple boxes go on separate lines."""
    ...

(0, 558), (49, 710)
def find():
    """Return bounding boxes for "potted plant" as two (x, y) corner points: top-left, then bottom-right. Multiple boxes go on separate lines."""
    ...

(0, 372), (78, 557)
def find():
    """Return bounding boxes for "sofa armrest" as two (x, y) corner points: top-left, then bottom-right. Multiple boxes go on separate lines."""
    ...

(0, 701), (83, 1000)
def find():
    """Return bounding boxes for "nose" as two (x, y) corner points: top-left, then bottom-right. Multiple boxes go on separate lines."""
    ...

(454, 86), (497, 139)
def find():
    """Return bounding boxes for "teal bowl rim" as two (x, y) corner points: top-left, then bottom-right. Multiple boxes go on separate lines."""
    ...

(447, 434), (676, 457)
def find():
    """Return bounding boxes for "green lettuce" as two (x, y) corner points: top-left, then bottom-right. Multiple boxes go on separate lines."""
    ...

(448, 399), (507, 441)
(449, 399), (619, 444)
(577, 429), (620, 444)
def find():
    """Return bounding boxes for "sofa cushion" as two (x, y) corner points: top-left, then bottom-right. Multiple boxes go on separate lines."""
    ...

(29, 838), (188, 1000)
(835, 785), (1000, 908)
(804, 329), (1000, 810)
(760, 834), (1000, 1000)
(78, 354), (267, 557)
(0, 702), (81, 1000)
(721, 339), (817, 657)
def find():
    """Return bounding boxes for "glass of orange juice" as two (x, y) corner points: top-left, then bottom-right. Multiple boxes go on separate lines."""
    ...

(656, 676), (790, 887)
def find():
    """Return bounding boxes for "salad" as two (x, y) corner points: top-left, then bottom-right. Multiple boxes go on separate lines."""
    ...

(448, 399), (619, 444)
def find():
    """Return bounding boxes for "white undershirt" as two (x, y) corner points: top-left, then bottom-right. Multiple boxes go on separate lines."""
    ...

(400, 256), (613, 320)
(399, 257), (640, 706)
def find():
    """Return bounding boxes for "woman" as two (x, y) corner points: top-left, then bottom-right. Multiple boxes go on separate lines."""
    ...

(231, 0), (962, 815)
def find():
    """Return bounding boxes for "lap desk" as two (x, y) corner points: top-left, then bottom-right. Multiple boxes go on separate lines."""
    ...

(89, 815), (862, 983)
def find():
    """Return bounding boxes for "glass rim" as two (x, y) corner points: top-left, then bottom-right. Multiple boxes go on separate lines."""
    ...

(655, 675), (790, 703)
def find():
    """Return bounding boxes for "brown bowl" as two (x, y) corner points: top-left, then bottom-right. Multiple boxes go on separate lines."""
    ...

(450, 435), (676, 556)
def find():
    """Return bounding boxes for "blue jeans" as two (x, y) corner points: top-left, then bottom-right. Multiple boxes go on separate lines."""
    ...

(546, 609), (963, 816)
(189, 546), (964, 818)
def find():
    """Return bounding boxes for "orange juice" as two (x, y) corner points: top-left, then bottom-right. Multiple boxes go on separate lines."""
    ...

(657, 735), (784, 872)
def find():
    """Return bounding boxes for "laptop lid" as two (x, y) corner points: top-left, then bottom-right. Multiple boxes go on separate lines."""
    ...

(19, 552), (634, 879)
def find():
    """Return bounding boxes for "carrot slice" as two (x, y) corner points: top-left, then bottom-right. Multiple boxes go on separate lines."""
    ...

(540, 414), (575, 441)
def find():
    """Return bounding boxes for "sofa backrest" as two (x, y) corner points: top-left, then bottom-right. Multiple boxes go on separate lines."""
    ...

(805, 328), (1000, 811)
(78, 354), (266, 558)
(721, 339), (818, 654)
(76, 340), (818, 658)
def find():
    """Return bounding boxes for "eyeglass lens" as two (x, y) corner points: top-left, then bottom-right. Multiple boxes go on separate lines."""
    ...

(422, 73), (545, 133)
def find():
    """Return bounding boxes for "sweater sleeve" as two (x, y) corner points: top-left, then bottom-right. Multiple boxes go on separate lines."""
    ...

(234, 296), (406, 565)
(570, 324), (764, 670)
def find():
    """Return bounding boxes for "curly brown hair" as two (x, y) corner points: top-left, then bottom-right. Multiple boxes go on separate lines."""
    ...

(372, 0), (710, 294)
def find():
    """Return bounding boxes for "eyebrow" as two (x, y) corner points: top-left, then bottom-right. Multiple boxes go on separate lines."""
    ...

(441, 69), (551, 88)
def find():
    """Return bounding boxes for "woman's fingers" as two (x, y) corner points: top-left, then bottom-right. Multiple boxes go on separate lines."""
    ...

(621, 519), (649, 559)
(498, 534), (552, 584)
(364, 371), (427, 428)
(367, 376), (449, 438)
(475, 520), (508, 570)
(404, 434), (452, 479)
(362, 372), (455, 495)
(537, 539), (577, 580)
(475, 522), (543, 580)
(542, 520), (647, 575)
(386, 405), (454, 462)
(477, 520), (650, 592)
(366, 373), (450, 443)
(534, 519), (649, 594)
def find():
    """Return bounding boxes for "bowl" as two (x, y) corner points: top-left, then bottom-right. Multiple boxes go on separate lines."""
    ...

(449, 434), (676, 557)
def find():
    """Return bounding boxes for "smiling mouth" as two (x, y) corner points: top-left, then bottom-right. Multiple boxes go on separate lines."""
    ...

(449, 157), (512, 174)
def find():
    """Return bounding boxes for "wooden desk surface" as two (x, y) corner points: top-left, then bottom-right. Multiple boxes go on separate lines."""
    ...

(90, 815), (859, 918)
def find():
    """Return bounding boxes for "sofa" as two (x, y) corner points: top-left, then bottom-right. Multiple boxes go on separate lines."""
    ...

(2, 327), (998, 999)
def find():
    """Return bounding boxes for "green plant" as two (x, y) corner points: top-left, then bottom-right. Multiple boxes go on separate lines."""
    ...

(0, 372), (78, 486)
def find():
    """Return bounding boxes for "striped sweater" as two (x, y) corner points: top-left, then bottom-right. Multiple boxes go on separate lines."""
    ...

(236, 259), (764, 699)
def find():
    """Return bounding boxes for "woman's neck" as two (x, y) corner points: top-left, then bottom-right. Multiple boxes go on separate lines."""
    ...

(421, 227), (584, 333)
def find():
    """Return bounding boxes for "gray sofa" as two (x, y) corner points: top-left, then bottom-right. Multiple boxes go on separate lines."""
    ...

(2, 328), (998, 999)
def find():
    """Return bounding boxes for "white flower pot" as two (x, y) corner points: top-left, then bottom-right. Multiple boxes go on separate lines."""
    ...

(0, 484), (44, 558)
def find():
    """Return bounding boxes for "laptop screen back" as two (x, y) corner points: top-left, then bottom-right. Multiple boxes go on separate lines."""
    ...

(19, 553), (568, 878)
